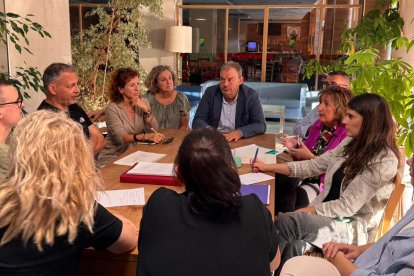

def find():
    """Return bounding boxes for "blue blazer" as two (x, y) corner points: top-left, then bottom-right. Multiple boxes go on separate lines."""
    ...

(192, 84), (266, 138)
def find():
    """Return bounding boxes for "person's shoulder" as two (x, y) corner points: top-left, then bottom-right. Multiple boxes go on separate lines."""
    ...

(69, 103), (87, 113)
(240, 84), (257, 93)
(37, 100), (58, 111)
(147, 187), (179, 204)
(205, 84), (221, 94)
(240, 194), (265, 209)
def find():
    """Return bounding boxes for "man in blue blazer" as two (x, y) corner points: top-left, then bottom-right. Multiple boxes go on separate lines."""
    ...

(193, 61), (266, 142)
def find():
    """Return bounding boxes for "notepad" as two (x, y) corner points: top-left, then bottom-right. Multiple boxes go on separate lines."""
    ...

(97, 188), (145, 207)
(114, 151), (166, 166)
(239, 172), (274, 185)
(240, 184), (270, 205)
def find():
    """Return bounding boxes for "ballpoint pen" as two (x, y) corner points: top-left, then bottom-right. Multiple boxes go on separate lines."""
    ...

(251, 148), (259, 172)
(150, 127), (159, 134)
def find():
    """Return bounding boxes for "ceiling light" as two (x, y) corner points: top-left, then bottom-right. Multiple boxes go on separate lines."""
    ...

(195, 18), (206, 21)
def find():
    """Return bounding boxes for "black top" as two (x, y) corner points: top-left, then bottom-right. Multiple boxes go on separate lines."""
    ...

(323, 166), (345, 203)
(37, 100), (92, 138)
(137, 188), (278, 276)
(0, 204), (122, 276)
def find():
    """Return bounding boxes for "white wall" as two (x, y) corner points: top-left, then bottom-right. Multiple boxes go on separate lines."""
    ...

(139, 0), (178, 75)
(5, 0), (181, 112)
(393, 0), (414, 68)
(5, 0), (71, 113)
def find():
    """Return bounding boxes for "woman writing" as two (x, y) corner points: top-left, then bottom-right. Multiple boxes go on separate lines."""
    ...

(137, 128), (280, 275)
(98, 68), (165, 166)
(276, 86), (353, 213)
(0, 110), (137, 275)
(144, 65), (191, 130)
(253, 94), (399, 270)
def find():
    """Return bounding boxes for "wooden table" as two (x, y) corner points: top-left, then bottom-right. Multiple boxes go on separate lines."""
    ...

(77, 129), (276, 276)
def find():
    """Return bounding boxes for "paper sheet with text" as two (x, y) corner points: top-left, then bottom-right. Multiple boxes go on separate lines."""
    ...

(233, 144), (277, 164)
(113, 151), (166, 166)
(97, 188), (145, 207)
(239, 172), (274, 185)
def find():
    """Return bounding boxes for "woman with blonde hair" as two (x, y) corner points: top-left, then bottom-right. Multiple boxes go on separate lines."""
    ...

(144, 65), (191, 130)
(0, 110), (137, 275)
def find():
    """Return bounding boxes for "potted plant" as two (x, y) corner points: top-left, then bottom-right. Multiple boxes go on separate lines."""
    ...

(305, 0), (414, 155)
(0, 11), (51, 100)
(71, 0), (163, 112)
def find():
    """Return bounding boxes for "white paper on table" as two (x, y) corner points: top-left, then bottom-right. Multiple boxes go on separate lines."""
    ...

(97, 188), (145, 207)
(239, 172), (275, 185)
(128, 162), (174, 176)
(113, 151), (166, 166)
(233, 144), (277, 164)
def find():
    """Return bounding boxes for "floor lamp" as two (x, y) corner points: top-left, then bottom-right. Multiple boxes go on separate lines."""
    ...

(165, 26), (192, 84)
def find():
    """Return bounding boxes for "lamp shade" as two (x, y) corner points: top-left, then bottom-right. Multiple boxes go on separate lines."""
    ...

(165, 26), (192, 53)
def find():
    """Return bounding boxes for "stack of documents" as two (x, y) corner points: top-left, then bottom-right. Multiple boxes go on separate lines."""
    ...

(120, 162), (178, 186)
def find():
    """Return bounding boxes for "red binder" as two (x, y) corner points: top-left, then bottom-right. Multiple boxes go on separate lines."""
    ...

(120, 163), (179, 186)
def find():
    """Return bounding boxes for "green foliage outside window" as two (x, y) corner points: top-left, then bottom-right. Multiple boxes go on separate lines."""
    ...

(304, 0), (414, 156)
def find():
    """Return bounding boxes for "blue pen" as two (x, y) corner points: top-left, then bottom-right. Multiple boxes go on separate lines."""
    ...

(251, 148), (259, 172)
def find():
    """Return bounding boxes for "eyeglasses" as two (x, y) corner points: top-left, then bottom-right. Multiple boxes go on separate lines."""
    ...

(0, 99), (23, 108)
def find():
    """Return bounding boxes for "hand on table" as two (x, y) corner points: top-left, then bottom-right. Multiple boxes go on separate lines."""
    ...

(223, 130), (243, 142)
(145, 132), (165, 143)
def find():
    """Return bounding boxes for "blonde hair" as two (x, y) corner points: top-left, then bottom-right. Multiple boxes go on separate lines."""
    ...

(0, 110), (102, 251)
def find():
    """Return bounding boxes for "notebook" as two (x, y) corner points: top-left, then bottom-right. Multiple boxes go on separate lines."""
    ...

(120, 162), (178, 186)
(240, 184), (270, 205)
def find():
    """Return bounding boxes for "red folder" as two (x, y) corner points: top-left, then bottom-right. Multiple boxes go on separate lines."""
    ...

(120, 163), (179, 186)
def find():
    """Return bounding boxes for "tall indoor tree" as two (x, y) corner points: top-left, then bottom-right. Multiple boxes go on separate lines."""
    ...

(72, 0), (163, 111)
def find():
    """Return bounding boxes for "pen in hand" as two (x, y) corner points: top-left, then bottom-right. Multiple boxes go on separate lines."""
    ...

(150, 127), (165, 142)
(251, 148), (259, 172)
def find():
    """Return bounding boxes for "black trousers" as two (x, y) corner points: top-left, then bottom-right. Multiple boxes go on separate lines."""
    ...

(274, 174), (320, 214)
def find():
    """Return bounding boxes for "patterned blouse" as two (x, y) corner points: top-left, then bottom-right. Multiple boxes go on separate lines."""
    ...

(145, 91), (191, 129)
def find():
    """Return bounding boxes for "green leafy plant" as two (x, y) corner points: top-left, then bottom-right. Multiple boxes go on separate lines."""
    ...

(71, 0), (163, 111)
(304, 0), (414, 156)
(0, 12), (51, 100)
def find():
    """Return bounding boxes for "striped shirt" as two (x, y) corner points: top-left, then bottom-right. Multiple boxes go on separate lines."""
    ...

(353, 204), (414, 275)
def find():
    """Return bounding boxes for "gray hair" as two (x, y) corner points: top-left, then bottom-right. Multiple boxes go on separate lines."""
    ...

(43, 63), (76, 93)
(220, 61), (243, 77)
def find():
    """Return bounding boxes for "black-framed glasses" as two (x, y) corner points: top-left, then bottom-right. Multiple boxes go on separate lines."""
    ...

(0, 99), (23, 108)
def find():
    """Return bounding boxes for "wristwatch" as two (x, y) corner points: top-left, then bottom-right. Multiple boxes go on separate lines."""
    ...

(143, 110), (152, 118)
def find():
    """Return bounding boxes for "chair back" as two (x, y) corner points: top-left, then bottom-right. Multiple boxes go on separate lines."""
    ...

(375, 173), (405, 241)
